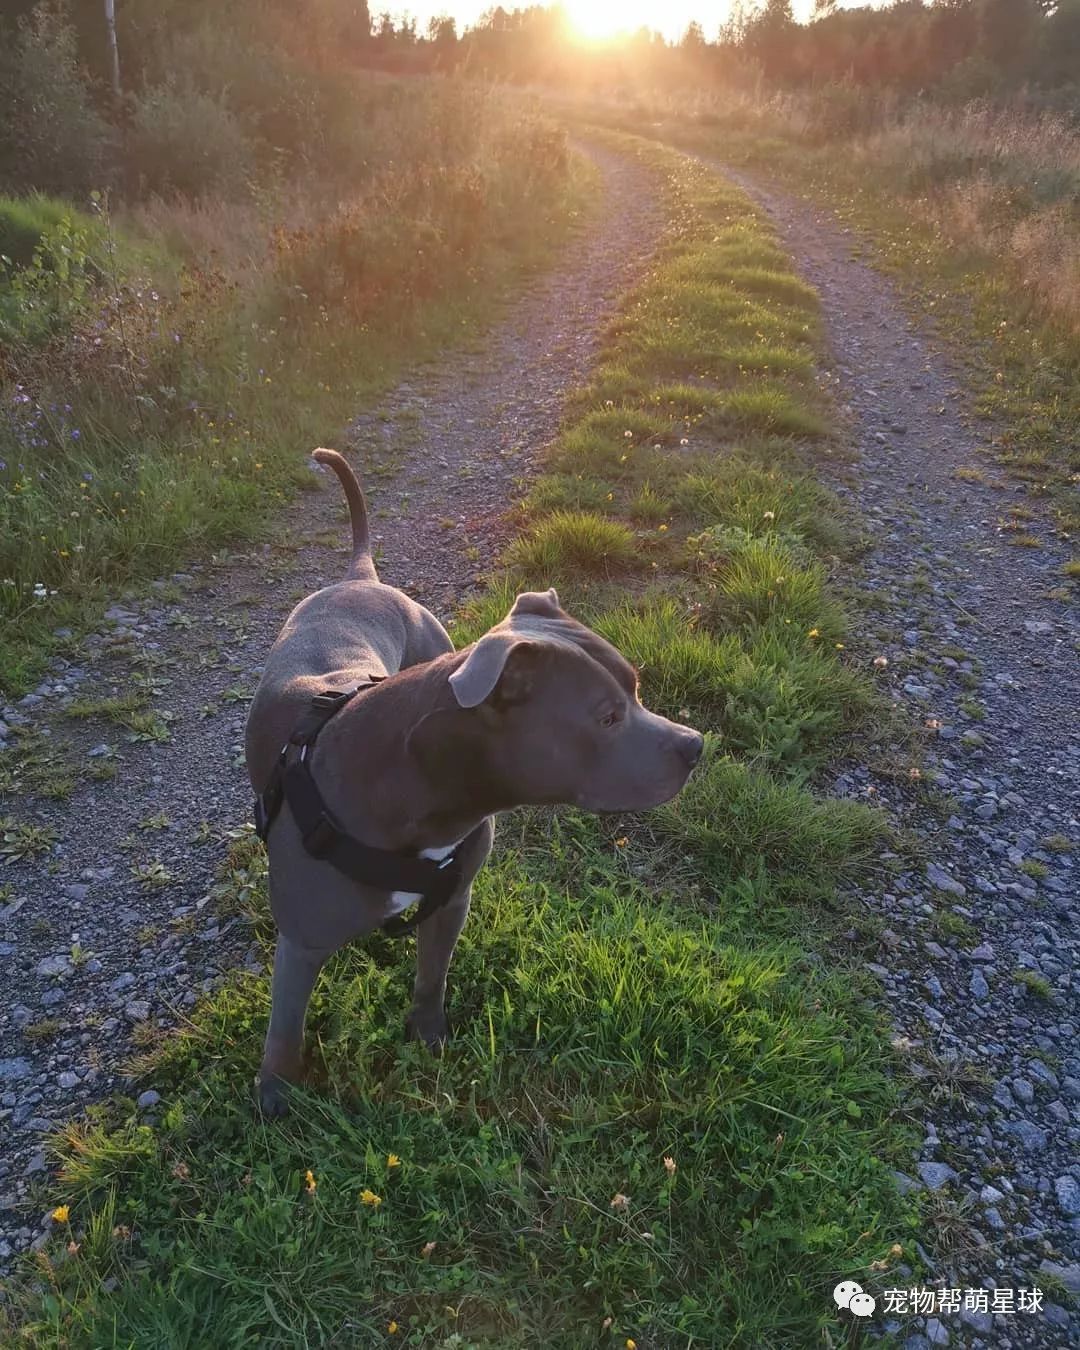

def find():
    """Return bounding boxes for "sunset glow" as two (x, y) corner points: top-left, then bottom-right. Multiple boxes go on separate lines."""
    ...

(563, 0), (658, 41)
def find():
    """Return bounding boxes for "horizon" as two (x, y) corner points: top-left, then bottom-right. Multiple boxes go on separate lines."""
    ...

(387, 0), (843, 43)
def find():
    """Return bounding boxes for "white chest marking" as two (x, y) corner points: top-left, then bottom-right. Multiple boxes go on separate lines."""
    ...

(388, 841), (461, 916)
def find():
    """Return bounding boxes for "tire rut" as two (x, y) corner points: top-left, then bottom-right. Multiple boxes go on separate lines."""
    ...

(713, 162), (1079, 1346)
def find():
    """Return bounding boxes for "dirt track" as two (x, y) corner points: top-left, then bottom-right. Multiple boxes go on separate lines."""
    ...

(719, 163), (1079, 1346)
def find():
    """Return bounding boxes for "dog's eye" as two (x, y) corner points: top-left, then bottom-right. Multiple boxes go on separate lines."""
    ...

(599, 710), (622, 728)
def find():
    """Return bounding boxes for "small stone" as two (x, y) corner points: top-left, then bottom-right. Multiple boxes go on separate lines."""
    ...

(1011, 1077), (1035, 1105)
(925, 1317), (949, 1346)
(57, 1071), (79, 1090)
(1054, 1175), (1080, 1216)
(124, 1000), (151, 1023)
(926, 862), (965, 896)
(35, 955), (71, 978)
(917, 1161), (957, 1190)
(1038, 1260), (1080, 1296)
(1006, 1119), (1048, 1152)
(970, 970), (989, 1000)
(959, 1306), (993, 1334)
(136, 1089), (161, 1111)
(0, 1057), (32, 1083)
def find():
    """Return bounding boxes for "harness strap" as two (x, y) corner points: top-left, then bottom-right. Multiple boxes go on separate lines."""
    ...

(254, 680), (481, 938)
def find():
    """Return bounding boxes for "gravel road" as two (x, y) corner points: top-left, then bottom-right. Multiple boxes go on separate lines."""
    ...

(0, 146), (665, 1270)
(717, 164), (1079, 1348)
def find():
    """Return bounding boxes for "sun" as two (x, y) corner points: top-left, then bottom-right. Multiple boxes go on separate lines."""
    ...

(563, 0), (650, 41)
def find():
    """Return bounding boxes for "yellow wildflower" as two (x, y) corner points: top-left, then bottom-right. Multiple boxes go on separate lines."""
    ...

(610, 1193), (631, 1212)
(304, 1169), (316, 1194)
(360, 1189), (382, 1208)
(808, 628), (820, 639)
(387, 1154), (401, 1169)
(388, 1321), (399, 1334)
(51, 1205), (70, 1224)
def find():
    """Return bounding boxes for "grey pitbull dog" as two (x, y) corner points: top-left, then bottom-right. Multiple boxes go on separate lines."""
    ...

(246, 448), (704, 1115)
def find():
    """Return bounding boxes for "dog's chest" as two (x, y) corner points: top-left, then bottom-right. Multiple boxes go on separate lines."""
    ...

(388, 841), (460, 915)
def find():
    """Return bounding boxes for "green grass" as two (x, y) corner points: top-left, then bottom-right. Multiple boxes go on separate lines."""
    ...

(0, 193), (102, 269)
(504, 510), (639, 580)
(1013, 969), (1053, 1001)
(12, 139), (917, 1346)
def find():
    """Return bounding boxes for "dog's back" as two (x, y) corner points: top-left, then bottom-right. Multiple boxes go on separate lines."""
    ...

(245, 451), (452, 791)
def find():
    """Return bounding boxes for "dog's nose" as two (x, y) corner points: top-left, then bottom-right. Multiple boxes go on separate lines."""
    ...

(680, 730), (705, 768)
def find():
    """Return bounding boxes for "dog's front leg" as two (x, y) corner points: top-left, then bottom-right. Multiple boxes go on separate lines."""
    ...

(256, 933), (333, 1117)
(406, 886), (474, 1049)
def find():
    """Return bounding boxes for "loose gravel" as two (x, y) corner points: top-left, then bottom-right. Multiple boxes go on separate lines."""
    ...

(0, 146), (665, 1270)
(719, 165), (1079, 1348)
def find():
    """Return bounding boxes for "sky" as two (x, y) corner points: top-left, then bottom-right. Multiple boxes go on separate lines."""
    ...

(389, 1), (820, 45)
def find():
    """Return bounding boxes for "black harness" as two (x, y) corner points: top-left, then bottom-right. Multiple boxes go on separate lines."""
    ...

(254, 680), (482, 938)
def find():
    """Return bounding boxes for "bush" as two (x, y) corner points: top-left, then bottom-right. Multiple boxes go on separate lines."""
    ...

(125, 85), (254, 200)
(0, 4), (115, 197)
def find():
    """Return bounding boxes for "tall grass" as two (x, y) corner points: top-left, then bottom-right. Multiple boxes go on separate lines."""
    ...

(562, 84), (1080, 332)
(0, 83), (576, 693)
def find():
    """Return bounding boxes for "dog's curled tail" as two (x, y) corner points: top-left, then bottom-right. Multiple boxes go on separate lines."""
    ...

(312, 448), (376, 581)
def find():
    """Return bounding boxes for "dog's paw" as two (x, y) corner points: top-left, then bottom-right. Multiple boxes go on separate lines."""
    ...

(254, 1073), (291, 1118)
(405, 1009), (449, 1052)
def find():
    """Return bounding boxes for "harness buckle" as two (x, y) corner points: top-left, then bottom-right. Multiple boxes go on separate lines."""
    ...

(302, 813), (338, 858)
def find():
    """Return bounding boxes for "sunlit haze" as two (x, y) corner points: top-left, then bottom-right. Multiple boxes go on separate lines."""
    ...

(397, 2), (728, 44)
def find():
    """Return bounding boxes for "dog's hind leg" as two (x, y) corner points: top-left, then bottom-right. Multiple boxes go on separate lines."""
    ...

(256, 934), (333, 1117)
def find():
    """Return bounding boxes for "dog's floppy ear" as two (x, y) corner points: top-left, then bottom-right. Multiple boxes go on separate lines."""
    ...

(449, 635), (542, 708)
(510, 588), (561, 617)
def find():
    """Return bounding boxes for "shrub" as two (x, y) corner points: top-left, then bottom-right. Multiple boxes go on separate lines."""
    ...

(125, 85), (254, 200)
(0, 5), (115, 197)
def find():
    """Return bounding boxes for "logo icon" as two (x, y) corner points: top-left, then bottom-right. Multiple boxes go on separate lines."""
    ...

(834, 1281), (876, 1317)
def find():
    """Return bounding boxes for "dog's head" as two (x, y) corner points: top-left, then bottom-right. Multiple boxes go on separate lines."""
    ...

(409, 590), (703, 813)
